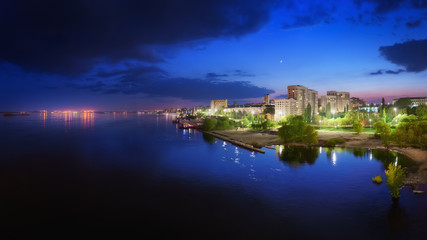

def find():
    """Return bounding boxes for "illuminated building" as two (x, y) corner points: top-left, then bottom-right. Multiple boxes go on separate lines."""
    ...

(210, 99), (228, 112)
(287, 85), (318, 115)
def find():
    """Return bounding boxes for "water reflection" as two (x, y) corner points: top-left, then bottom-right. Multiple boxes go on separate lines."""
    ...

(202, 133), (216, 144)
(388, 200), (407, 233)
(371, 149), (414, 170)
(276, 146), (319, 167)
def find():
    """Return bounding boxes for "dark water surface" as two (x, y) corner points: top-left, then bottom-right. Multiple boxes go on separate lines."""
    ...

(1, 113), (426, 239)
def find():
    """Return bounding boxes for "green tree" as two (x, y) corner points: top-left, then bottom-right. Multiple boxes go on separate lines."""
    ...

(373, 121), (391, 145)
(325, 102), (331, 119)
(385, 163), (405, 199)
(394, 98), (412, 114)
(301, 125), (318, 144)
(263, 106), (275, 114)
(202, 118), (217, 131)
(278, 115), (318, 144)
(216, 117), (230, 129)
(246, 113), (254, 122)
(353, 121), (363, 134)
(416, 104), (427, 117)
(304, 104), (312, 122)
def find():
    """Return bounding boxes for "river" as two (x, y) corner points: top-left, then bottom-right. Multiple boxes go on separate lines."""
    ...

(0, 112), (426, 239)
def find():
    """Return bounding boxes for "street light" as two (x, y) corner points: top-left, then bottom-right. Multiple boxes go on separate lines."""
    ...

(369, 119), (372, 128)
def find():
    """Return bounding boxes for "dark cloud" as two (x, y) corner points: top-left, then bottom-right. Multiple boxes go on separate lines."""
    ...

(369, 69), (406, 75)
(405, 19), (422, 28)
(385, 69), (406, 74)
(379, 39), (427, 72)
(233, 70), (255, 77)
(370, 70), (384, 75)
(0, 0), (275, 75)
(354, 0), (427, 13)
(282, 2), (335, 30)
(206, 73), (229, 78)
(73, 67), (272, 100)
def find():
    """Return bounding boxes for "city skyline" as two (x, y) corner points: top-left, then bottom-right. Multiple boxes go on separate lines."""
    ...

(1, 0), (427, 111)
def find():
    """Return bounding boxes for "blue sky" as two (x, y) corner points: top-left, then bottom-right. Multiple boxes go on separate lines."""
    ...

(1, 0), (426, 111)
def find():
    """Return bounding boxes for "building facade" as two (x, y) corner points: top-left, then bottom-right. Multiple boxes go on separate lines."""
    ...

(320, 91), (350, 113)
(210, 99), (228, 112)
(274, 98), (298, 121)
(287, 85), (318, 115)
(392, 97), (427, 107)
(264, 94), (270, 105)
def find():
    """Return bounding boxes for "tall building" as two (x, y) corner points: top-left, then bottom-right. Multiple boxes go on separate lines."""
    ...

(210, 99), (228, 112)
(274, 98), (297, 121)
(320, 91), (350, 113)
(287, 85), (318, 115)
(264, 94), (270, 105)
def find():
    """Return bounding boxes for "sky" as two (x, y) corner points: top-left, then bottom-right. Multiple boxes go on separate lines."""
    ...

(0, 0), (427, 111)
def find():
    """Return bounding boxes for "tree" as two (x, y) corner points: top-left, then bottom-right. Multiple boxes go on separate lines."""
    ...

(325, 102), (331, 119)
(394, 98), (412, 114)
(278, 115), (318, 144)
(202, 118), (217, 131)
(301, 125), (318, 144)
(385, 163), (405, 199)
(246, 113), (254, 122)
(304, 104), (312, 122)
(263, 106), (275, 114)
(416, 104), (427, 117)
(373, 121), (391, 145)
(353, 121), (363, 134)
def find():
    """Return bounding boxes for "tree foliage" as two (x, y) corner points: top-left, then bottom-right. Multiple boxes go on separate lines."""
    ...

(393, 120), (427, 148)
(278, 115), (318, 144)
(385, 163), (405, 199)
(353, 121), (363, 134)
(304, 104), (312, 122)
(373, 121), (391, 145)
(202, 118), (217, 131)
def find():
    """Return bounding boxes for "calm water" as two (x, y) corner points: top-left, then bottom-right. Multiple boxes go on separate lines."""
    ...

(1, 113), (426, 239)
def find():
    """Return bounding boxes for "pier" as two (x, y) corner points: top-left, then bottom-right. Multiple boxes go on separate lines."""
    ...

(200, 130), (265, 153)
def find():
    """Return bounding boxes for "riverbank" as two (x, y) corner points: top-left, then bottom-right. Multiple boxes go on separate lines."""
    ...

(204, 128), (427, 185)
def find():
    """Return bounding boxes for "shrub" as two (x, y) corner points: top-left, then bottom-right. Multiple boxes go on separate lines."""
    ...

(385, 163), (405, 199)
(373, 121), (391, 145)
(202, 118), (217, 131)
(325, 138), (345, 147)
(353, 121), (363, 134)
(301, 125), (318, 144)
(372, 175), (382, 184)
(278, 115), (318, 144)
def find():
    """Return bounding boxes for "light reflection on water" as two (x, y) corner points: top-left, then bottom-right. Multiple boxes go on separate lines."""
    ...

(0, 113), (426, 239)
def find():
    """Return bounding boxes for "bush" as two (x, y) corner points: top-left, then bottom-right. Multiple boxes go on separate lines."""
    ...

(353, 121), (363, 134)
(302, 125), (318, 144)
(325, 138), (345, 147)
(216, 117), (230, 129)
(392, 120), (427, 148)
(202, 118), (217, 131)
(385, 163), (405, 199)
(372, 175), (382, 184)
(278, 115), (318, 144)
(373, 121), (391, 145)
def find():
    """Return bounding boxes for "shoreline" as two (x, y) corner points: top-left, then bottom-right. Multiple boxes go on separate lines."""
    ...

(200, 128), (427, 185)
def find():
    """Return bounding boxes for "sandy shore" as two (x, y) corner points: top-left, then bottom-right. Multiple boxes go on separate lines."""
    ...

(208, 128), (427, 184)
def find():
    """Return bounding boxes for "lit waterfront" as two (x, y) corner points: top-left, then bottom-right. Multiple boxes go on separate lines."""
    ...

(1, 113), (426, 239)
